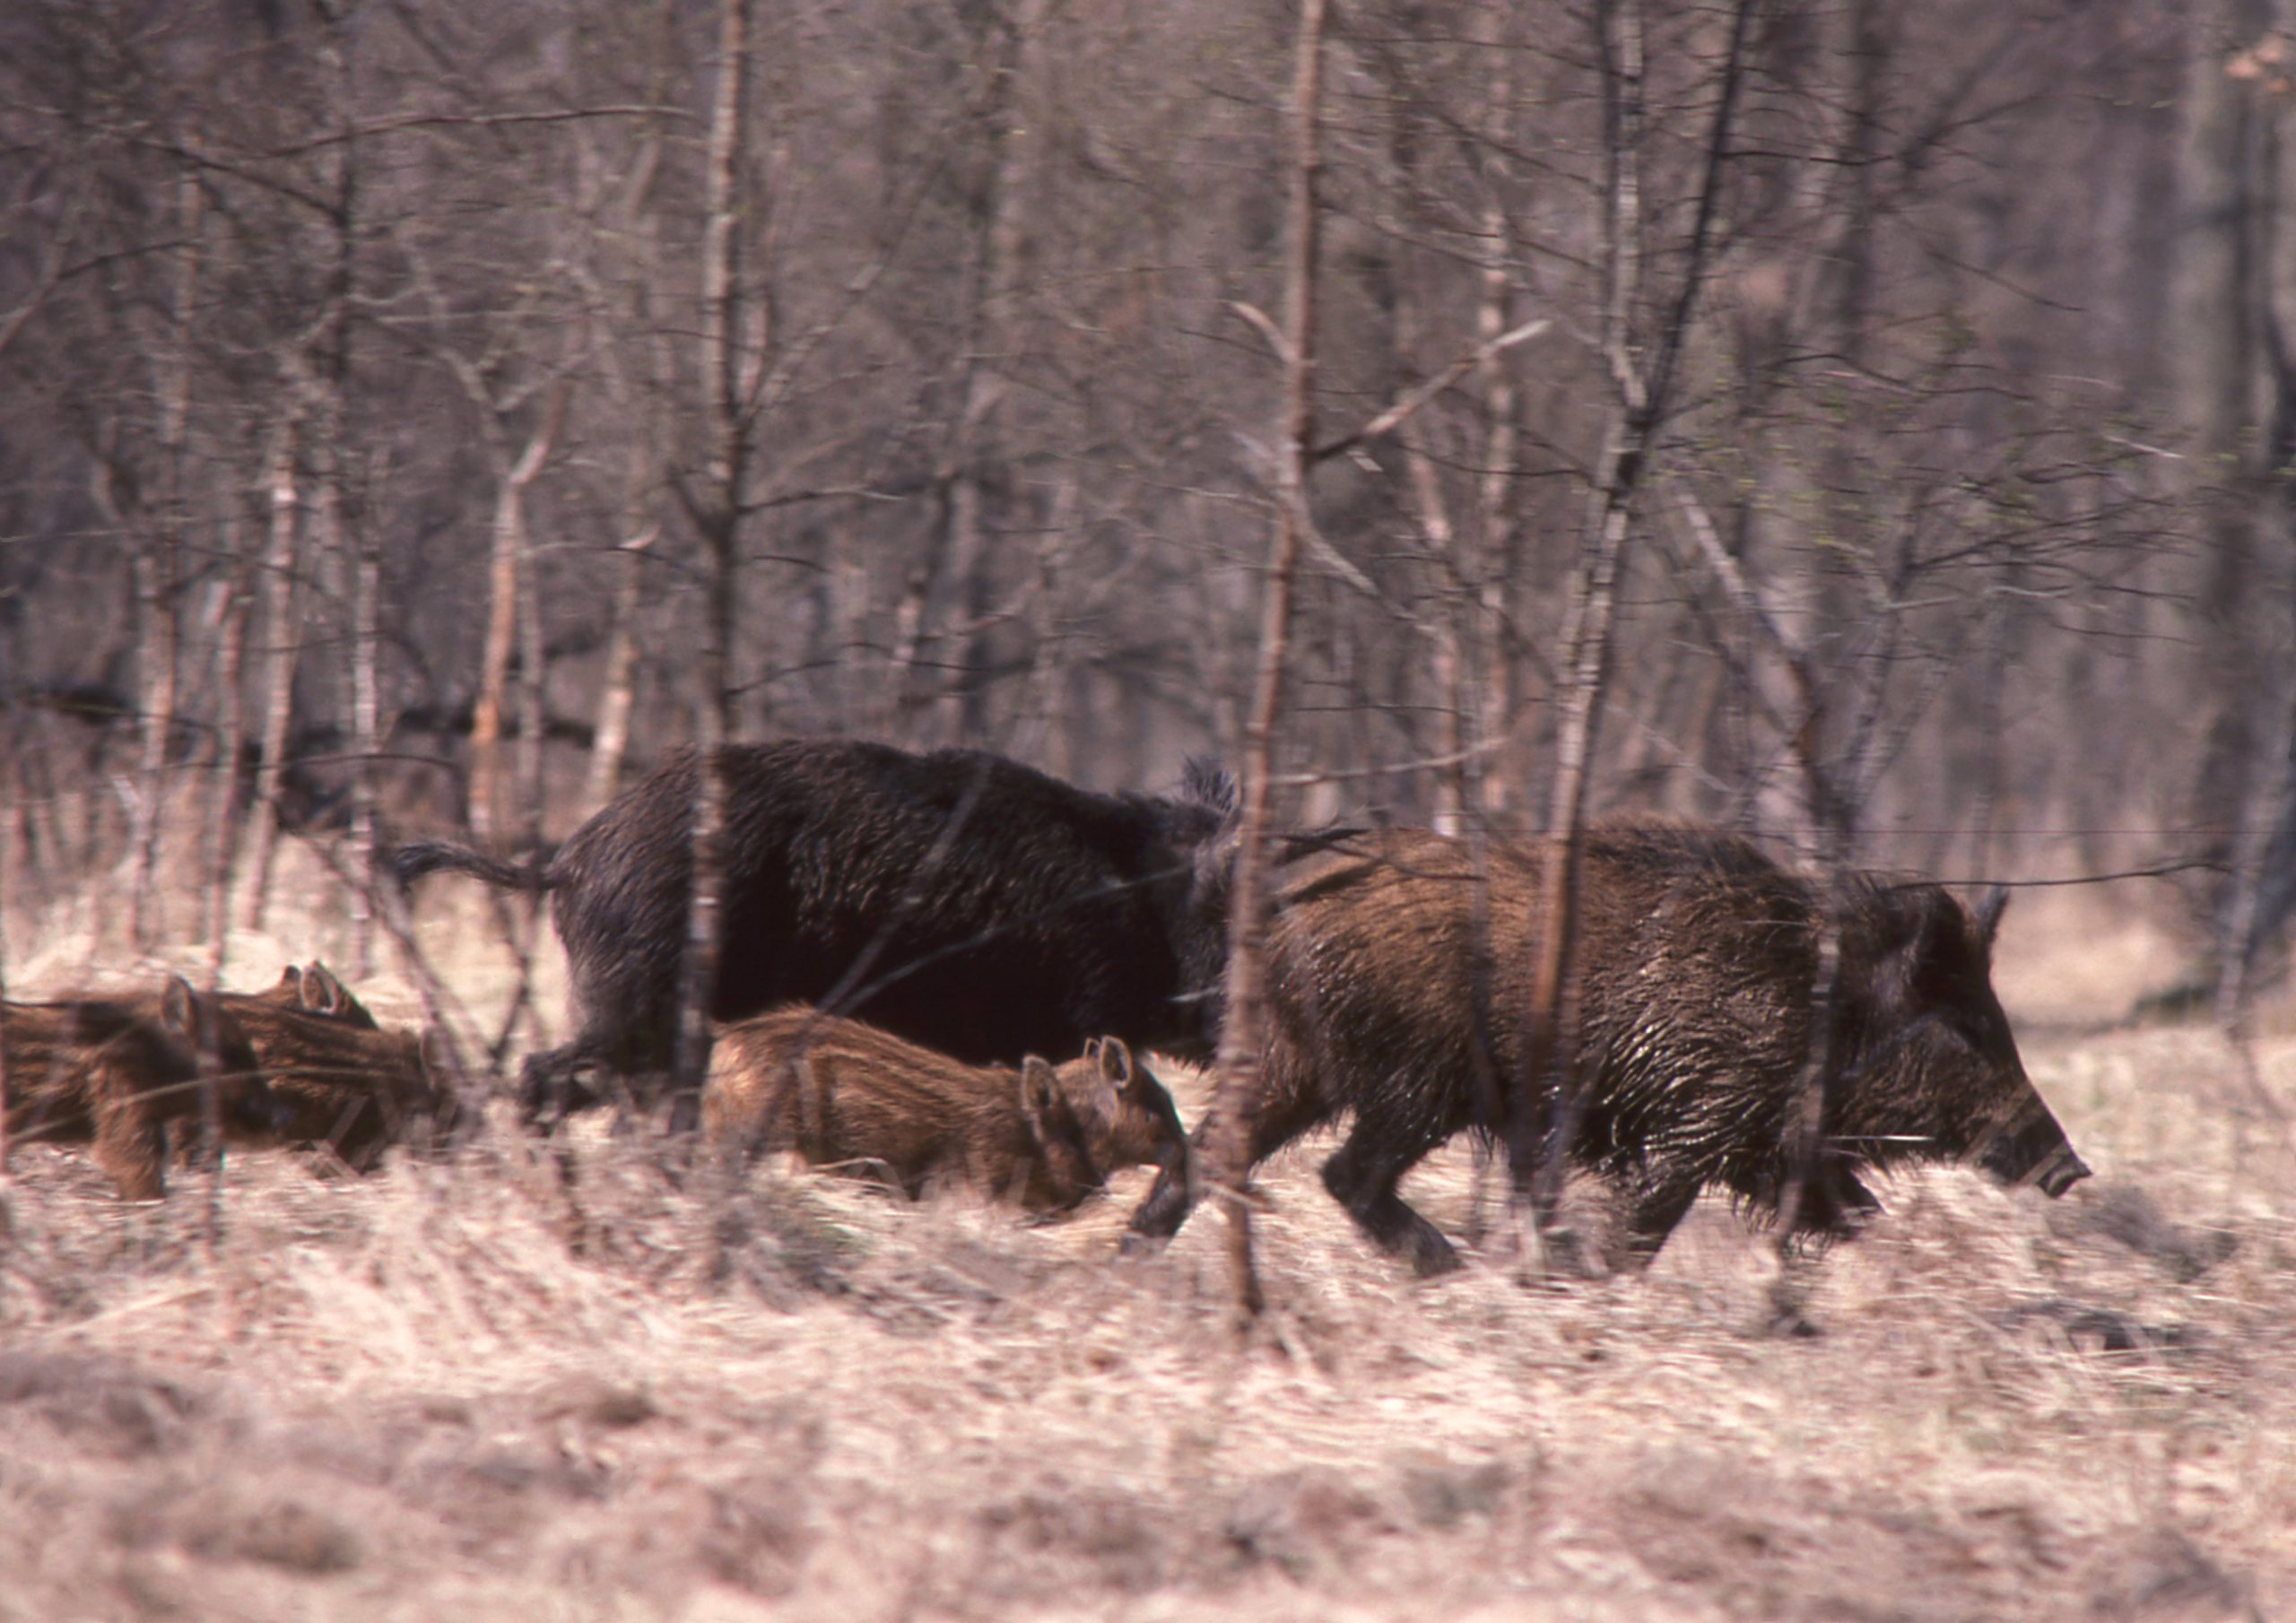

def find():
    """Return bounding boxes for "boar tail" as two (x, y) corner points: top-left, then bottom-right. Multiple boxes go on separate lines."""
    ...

(387, 839), (555, 896)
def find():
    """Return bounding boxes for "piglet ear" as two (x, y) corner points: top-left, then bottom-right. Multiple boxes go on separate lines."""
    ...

(1974, 885), (2009, 945)
(161, 973), (199, 1036)
(301, 961), (346, 1015)
(1097, 1036), (1135, 1089)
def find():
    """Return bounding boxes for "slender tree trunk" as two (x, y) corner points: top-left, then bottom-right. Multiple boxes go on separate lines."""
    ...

(242, 422), (302, 929)
(673, 0), (756, 1111)
(1202, 0), (1329, 1328)
(1474, 14), (1522, 824)
(514, 513), (548, 846)
(585, 528), (656, 816)
(467, 498), (522, 840)
(206, 537), (251, 956)
(2178, 0), (2272, 870)
(469, 383), (569, 840)
(127, 534), (181, 950)
(335, 471), (382, 978)
(1518, 0), (1757, 1261)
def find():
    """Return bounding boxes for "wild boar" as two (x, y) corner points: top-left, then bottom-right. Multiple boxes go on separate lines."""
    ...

(1126, 822), (2089, 1276)
(209, 995), (447, 1172)
(1065, 1036), (1191, 1190)
(1, 976), (270, 1199)
(392, 740), (1241, 1125)
(702, 1005), (1152, 1213)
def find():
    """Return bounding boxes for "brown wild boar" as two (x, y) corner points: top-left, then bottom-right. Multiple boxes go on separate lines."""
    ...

(701, 1006), (1160, 1213)
(1, 976), (270, 1199)
(1126, 823), (2090, 1276)
(1065, 1036), (1191, 1188)
(210, 979), (447, 1171)
(391, 742), (1246, 1126)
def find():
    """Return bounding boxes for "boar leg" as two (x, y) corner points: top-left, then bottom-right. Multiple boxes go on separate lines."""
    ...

(518, 1037), (606, 1131)
(1319, 1113), (1462, 1277)
(1613, 1175), (1703, 1270)
(1784, 1158), (1882, 1242)
(1122, 1086), (1328, 1253)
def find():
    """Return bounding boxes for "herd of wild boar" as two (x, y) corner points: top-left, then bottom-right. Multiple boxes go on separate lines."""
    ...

(0, 962), (447, 1201)
(3, 736), (2091, 1279)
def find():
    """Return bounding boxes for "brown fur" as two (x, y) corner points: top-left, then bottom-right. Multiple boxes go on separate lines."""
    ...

(120, 965), (439, 1173)
(1056, 1037), (1191, 1185)
(1, 977), (269, 1200)
(1127, 823), (2088, 1276)
(210, 987), (445, 1171)
(701, 1007), (1129, 1212)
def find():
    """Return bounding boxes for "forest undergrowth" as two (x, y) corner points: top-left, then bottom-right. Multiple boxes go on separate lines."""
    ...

(0, 849), (2289, 1622)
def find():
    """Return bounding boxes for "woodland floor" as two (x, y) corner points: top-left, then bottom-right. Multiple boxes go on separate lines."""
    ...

(0, 849), (2288, 1621)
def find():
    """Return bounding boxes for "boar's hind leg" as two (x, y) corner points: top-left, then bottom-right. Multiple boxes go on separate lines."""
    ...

(1319, 1113), (1462, 1278)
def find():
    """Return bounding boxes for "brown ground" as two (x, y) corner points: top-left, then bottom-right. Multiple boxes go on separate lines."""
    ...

(1, 848), (2289, 1622)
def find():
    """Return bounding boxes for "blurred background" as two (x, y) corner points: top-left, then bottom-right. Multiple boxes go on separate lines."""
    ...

(0, 0), (2289, 1006)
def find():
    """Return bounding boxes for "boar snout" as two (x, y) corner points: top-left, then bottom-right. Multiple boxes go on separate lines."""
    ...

(1976, 1101), (2090, 1197)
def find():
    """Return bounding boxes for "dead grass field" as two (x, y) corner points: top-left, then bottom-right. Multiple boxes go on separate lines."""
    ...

(2, 845), (2291, 1621)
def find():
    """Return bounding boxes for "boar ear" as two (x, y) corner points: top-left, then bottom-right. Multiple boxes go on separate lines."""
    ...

(1097, 1036), (1135, 1090)
(274, 964), (305, 995)
(1973, 886), (2009, 945)
(1018, 1057), (1061, 1142)
(1872, 887), (1961, 1013)
(301, 962), (344, 1014)
(160, 974), (198, 1036)
(1183, 756), (1239, 822)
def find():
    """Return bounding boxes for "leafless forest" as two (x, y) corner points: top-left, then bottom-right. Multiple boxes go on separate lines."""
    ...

(5, 0), (2292, 939)
(4, 2), (2296, 1619)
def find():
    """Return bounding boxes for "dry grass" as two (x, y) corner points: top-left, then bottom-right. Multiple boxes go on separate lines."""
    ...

(2, 852), (2291, 1621)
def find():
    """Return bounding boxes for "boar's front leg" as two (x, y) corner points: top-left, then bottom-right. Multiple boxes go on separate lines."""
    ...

(1122, 1083), (1326, 1255)
(1319, 1107), (1462, 1278)
(1612, 1174), (1702, 1271)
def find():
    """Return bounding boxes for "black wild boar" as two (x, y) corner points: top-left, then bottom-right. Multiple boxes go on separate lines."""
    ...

(391, 740), (1240, 1124)
(701, 1005), (1118, 1212)
(1, 976), (270, 1200)
(1126, 822), (2090, 1277)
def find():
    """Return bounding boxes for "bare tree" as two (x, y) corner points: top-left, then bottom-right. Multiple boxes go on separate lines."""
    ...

(1201, 0), (1333, 1327)
(1518, 0), (1760, 1259)
(671, 0), (760, 1111)
(240, 420), (305, 929)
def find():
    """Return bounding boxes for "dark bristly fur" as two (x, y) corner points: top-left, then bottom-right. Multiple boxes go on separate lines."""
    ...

(391, 741), (1240, 1125)
(1126, 822), (2090, 1278)
(1, 977), (270, 1200)
(701, 1006), (1152, 1213)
